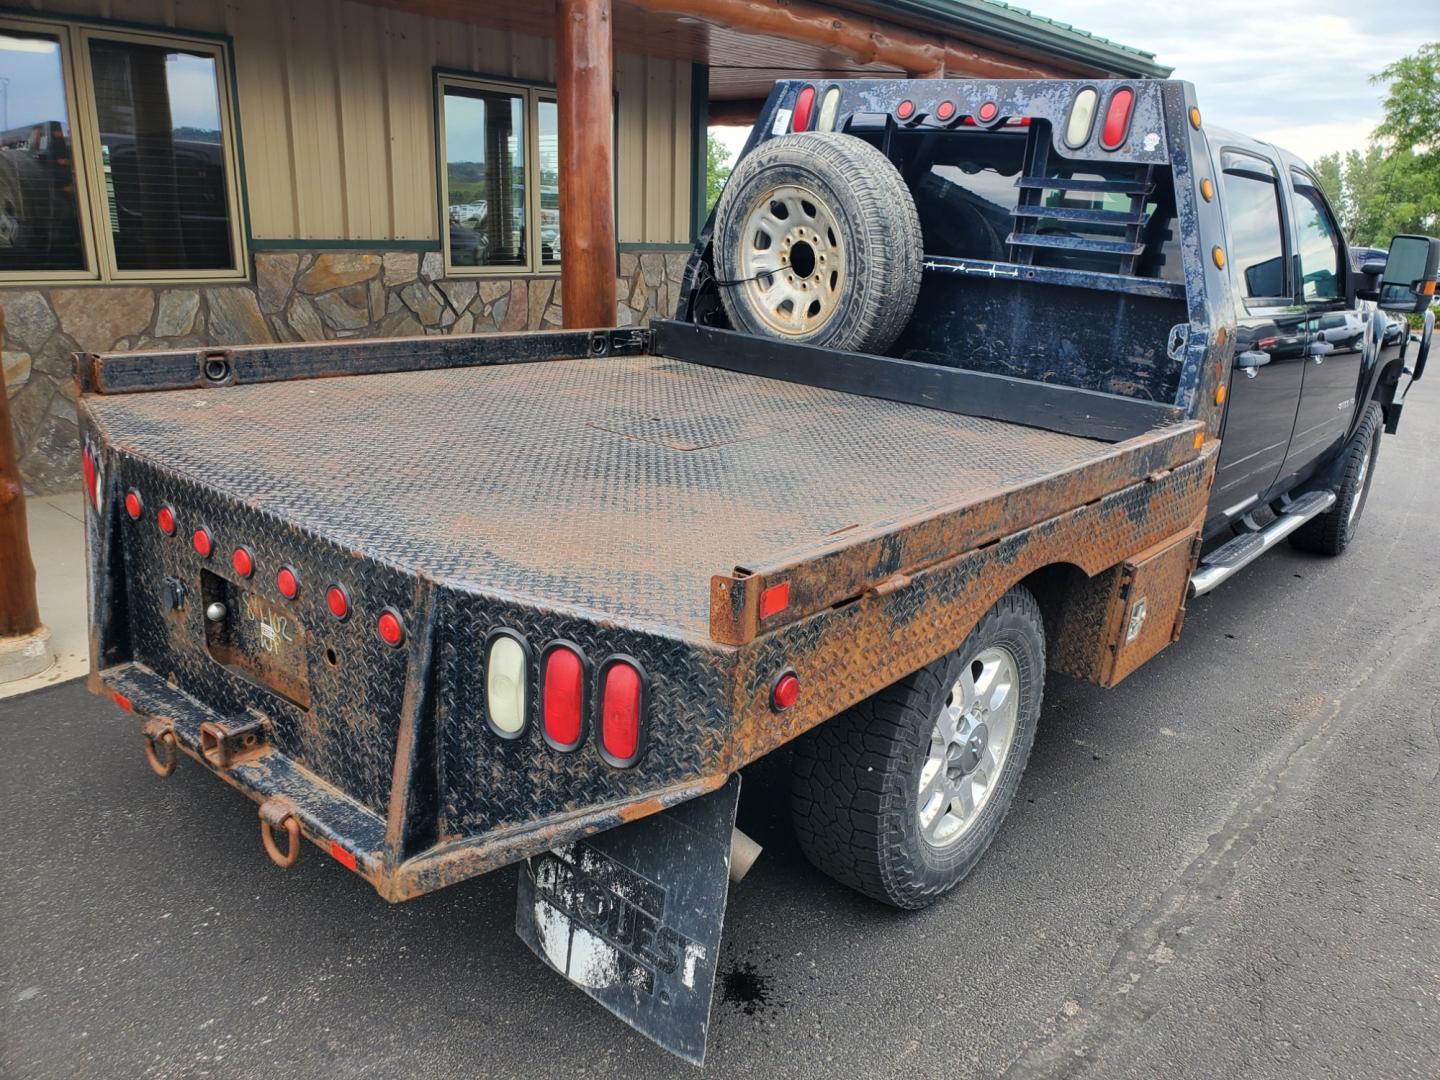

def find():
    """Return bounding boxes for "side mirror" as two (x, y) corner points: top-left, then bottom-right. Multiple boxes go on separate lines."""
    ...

(1378, 235), (1440, 314)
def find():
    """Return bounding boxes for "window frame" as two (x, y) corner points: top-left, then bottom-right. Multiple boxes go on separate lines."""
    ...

(436, 72), (559, 278)
(0, 15), (248, 286)
(1287, 167), (1346, 307)
(1218, 148), (1294, 309)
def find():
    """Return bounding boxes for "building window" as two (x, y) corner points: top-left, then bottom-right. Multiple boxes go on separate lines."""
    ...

(0, 17), (245, 284)
(438, 75), (560, 275)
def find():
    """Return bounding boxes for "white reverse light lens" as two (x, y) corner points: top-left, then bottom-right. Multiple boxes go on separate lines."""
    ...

(1066, 87), (1099, 147)
(816, 87), (841, 132)
(487, 635), (528, 735)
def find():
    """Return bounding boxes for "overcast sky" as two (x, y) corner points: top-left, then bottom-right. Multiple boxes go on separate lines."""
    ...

(1020, 0), (1418, 160)
(711, 3), (1420, 165)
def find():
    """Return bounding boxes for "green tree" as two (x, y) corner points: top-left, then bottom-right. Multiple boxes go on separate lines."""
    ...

(705, 133), (734, 210)
(1319, 43), (1440, 247)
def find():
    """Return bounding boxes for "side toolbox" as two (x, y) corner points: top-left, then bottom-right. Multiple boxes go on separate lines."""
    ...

(1052, 526), (1202, 687)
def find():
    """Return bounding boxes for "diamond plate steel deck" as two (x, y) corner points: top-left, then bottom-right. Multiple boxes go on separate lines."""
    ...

(85, 356), (1126, 639)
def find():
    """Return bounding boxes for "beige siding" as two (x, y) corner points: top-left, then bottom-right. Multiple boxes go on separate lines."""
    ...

(23, 0), (695, 243)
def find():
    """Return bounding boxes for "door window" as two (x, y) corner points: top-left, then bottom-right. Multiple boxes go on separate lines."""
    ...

(1290, 172), (1342, 301)
(1221, 155), (1287, 301)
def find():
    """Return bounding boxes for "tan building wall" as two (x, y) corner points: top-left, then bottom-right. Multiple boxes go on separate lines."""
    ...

(17, 0), (695, 244)
(2, 0), (698, 491)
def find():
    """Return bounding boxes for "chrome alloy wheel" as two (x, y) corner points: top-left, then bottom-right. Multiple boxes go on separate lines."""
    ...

(918, 646), (1021, 848)
(1348, 437), (1373, 529)
(739, 183), (845, 336)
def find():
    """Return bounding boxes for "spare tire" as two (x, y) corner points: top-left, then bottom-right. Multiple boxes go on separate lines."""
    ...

(713, 132), (922, 354)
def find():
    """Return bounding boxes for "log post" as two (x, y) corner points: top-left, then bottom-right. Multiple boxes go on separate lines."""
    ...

(556, 0), (617, 329)
(0, 310), (53, 684)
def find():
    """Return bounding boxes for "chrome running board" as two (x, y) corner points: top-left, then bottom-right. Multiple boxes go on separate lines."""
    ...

(1189, 490), (1337, 598)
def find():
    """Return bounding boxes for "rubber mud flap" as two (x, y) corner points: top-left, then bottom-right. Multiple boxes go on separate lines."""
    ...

(515, 776), (741, 1065)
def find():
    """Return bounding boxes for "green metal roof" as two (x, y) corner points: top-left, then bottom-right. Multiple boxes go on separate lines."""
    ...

(862, 0), (1173, 79)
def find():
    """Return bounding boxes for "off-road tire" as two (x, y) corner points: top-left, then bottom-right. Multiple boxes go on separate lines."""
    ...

(712, 132), (922, 355)
(789, 587), (1045, 909)
(1289, 403), (1382, 556)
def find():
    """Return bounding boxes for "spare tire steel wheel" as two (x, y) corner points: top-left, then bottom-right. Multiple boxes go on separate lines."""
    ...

(713, 133), (923, 354)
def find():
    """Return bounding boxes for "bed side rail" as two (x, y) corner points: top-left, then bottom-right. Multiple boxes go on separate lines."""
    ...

(74, 326), (652, 395)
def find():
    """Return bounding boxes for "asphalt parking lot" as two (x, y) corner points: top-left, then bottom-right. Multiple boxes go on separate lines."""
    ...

(4, 376), (1438, 1080)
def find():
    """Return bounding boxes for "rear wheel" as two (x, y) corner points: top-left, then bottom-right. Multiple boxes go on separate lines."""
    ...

(712, 132), (922, 355)
(1289, 403), (1382, 556)
(789, 587), (1045, 909)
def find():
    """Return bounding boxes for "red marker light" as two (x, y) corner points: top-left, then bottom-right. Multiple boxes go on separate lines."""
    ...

(157, 505), (176, 536)
(276, 565), (300, 600)
(329, 840), (359, 872)
(542, 645), (586, 751)
(599, 659), (645, 766)
(978, 101), (998, 122)
(377, 608), (405, 647)
(231, 546), (254, 578)
(326, 585), (350, 620)
(760, 581), (791, 620)
(111, 691), (133, 713)
(772, 670), (800, 711)
(935, 100), (956, 122)
(1100, 87), (1135, 150)
(192, 528), (213, 558)
(124, 489), (143, 521)
(792, 85), (816, 132)
(896, 99), (915, 121)
(81, 447), (98, 509)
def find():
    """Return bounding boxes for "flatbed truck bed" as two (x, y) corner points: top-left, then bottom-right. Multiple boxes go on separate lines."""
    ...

(79, 322), (1212, 905)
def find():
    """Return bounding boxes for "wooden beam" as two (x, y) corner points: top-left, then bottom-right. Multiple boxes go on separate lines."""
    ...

(707, 97), (766, 126)
(557, 0), (618, 328)
(0, 310), (42, 639)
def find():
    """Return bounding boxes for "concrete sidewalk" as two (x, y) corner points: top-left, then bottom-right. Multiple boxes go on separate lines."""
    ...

(1, 490), (89, 700)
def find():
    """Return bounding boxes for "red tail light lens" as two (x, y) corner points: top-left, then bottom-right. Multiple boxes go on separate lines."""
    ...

(276, 565), (300, 600)
(192, 527), (213, 558)
(792, 85), (816, 132)
(935, 100), (956, 122)
(326, 584), (350, 620)
(81, 446), (98, 509)
(896, 99), (915, 121)
(541, 643), (587, 751)
(231, 546), (254, 578)
(1100, 87), (1135, 150)
(599, 658), (646, 767)
(157, 505), (176, 536)
(771, 670), (800, 711)
(978, 101), (998, 123)
(377, 608), (405, 647)
(124, 489), (143, 520)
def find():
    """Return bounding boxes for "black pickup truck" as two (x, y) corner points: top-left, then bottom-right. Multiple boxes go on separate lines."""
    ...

(76, 77), (1436, 1063)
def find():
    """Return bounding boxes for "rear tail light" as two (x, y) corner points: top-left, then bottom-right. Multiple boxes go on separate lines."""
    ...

(124, 489), (143, 520)
(376, 608), (405, 648)
(192, 527), (213, 558)
(791, 85), (816, 132)
(541, 643), (587, 751)
(1100, 87), (1135, 150)
(771, 669), (800, 711)
(231, 546), (254, 578)
(156, 505), (176, 536)
(486, 631), (530, 737)
(276, 565), (300, 600)
(598, 657), (646, 767)
(81, 445), (98, 509)
(977, 101), (998, 123)
(935, 100), (956, 122)
(896, 99), (915, 121)
(816, 86), (841, 131)
(326, 584), (350, 620)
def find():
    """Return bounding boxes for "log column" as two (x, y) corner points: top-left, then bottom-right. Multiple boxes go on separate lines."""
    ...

(0, 310), (52, 684)
(557, 0), (617, 329)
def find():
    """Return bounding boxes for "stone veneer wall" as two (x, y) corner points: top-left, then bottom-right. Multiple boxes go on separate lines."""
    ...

(1, 247), (690, 493)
